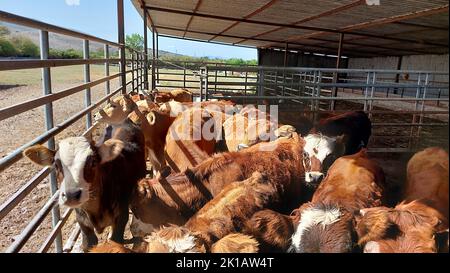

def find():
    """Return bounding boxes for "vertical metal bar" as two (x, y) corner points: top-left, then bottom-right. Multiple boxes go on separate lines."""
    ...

(409, 73), (422, 149)
(104, 45), (110, 97)
(137, 52), (141, 91)
(183, 64), (186, 89)
(199, 67), (204, 102)
(131, 51), (135, 92)
(83, 39), (92, 130)
(416, 73), (430, 147)
(369, 72), (376, 119)
(40, 30), (62, 253)
(363, 72), (371, 111)
(331, 33), (344, 111)
(214, 66), (218, 93)
(156, 32), (159, 84)
(143, 9), (149, 90)
(205, 67), (209, 101)
(118, 0), (126, 94)
(151, 28), (156, 90)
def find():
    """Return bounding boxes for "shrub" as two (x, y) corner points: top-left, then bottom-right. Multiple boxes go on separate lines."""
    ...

(0, 38), (18, 56)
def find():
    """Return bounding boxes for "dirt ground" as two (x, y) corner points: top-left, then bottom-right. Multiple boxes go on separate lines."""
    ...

(0, 67), (448, 252)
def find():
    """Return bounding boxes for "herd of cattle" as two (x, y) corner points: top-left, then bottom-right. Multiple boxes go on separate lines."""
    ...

(22, 88), (449, 253)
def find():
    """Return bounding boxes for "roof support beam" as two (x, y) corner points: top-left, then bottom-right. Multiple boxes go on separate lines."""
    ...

(309, 37), (441, 55)
(235, 0), (364, 45)
(146, 4), (448, 48)
(183, 0), (203, 38)
(141, 1), (157, 34)
(209, 0), (280, 42)
(154, 24), (384, 57)
(274, 4), (449, 46)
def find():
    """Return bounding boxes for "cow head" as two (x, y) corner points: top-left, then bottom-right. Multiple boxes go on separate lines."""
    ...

(302, 134), (346, 186)
(289, 202), (357, 253)
(93, 94), (136, 125)
(355, 202), (447, 253)
(23, 137), (125, 208)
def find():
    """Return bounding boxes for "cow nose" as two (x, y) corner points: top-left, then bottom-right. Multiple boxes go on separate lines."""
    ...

(63, 189), (82, 201)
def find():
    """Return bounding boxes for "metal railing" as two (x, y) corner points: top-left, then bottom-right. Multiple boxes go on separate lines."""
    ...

(200, 65), (449, 153)
(0, 10), (148, 253)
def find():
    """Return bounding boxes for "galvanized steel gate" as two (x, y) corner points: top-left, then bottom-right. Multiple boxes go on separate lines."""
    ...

(0, 1), (149, 252)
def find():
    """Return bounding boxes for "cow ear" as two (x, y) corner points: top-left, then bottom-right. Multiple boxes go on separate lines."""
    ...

(98, 139), (124, 164)
(23, 145), (55, 166)
(334, 134), (348, 155)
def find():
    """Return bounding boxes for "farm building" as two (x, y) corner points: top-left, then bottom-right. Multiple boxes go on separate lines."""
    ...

(0, 0), (448, 254)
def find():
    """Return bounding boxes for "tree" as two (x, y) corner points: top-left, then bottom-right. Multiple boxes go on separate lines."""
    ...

(126, 33), (144, 51)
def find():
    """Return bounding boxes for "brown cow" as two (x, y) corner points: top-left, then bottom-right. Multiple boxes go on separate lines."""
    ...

(141, 172), (276, 253)
(243, 209), (297, 253)
(130, 133), (314, 237)
(356, 147), (449, 253)
(23, 118), (146, 251)
(288, 149), (386, 253)
(164, 108), (217, 172)
(153, 88), (193, 103)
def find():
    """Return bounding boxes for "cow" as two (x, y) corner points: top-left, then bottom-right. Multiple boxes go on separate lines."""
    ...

(153, 88), (193, 103)
(93, 94), (175, 174)
(140, 172), (279, 253)
(243, 209), (297, 253)
(289, 149), (386, 253)
(130, 133), (323, 238)
(310, 111), (371, 156)
(355, 147), (449, 253)
(164, 108), (217, 172)
(222, 105), (296, 152)
(23, 118), (146, 251)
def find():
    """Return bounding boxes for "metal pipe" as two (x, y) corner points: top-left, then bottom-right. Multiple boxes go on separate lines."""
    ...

(104, 45), (110, 97)
(40, 30), (62, 253)
(83, 40), (92, 131)
(6, 191), (59, 253)
(331, 33), (344, 110)
(0, 167), (51, 221)
(143, 9), (149, 90)
(131, 52), (135, 92)
(0, 88), (121, 172)
(152, 28), (156, 90)
(38, 208), (73, 253)
(117, 0), (126, 94)
(0, 10), (121, 47)
(0, 58), (122, 71)
(0, 73), (121, 122)
(156, 32), (159, 84)
(63, 225), (81, 253)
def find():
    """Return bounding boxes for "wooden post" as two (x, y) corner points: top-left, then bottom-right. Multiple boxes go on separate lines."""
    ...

(117, 0), (126, 94)
(143, 8), (149, 90)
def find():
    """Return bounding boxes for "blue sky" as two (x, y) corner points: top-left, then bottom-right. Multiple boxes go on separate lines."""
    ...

(0, 0), (257, 60)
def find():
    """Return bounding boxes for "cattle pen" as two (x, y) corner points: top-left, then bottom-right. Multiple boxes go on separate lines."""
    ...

(0, 0), (449, 253)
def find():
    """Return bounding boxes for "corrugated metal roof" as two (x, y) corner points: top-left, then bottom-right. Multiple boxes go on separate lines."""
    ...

(132, 0), (449, 57)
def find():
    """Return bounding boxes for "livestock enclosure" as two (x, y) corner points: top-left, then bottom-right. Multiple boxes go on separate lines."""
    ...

(0, 0), (449, 253)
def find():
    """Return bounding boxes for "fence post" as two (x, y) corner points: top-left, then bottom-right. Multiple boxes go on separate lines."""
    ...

(131, 51), (135, 92)
(409, 73), (422, 150)
(83, 39), (92, 130)
(369, 72), (377, 119)
(39, 30), (63, 253)
(205, 66), (209, 101)
(183, 63), (186, 89)
(117, 0), (126, 94)
(363, 72), (371, 111)
(104, 44), (110, 98)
